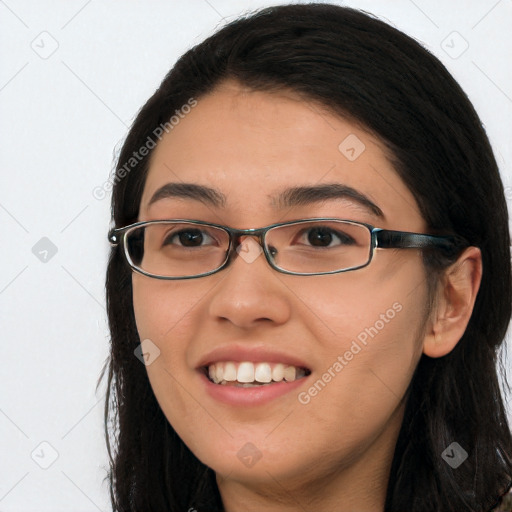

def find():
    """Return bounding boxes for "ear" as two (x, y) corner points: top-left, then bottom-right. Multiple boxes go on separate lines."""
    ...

(422, 246), (482, 358)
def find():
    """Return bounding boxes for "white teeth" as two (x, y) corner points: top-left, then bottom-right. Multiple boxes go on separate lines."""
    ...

(254, 363), (272, 383)
(283, 365), (296, 382)
(237, 362), (254, 383)
(223, 362), (237, 381)
(206, 361), (309, 385)
(272, 363), (284, 381)
(215, 363), (224, 384)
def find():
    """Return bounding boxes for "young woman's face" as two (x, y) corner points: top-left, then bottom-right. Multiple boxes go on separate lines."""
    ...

(132, 81), (431, 496)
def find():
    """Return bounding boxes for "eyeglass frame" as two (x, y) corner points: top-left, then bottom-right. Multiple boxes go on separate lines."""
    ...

(107, 217), (469, 280)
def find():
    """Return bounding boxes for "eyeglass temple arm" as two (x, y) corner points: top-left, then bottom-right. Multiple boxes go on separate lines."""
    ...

(375, 230), (468, 256)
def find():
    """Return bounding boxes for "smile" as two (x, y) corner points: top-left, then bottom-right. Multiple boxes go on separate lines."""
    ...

(205, 361), (311, 387)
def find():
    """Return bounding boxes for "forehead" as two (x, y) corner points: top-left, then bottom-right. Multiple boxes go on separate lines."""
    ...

(139, 82), (424, 230)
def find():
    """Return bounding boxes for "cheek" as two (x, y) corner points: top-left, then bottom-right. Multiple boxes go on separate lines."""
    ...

(131, 275), (209, 427)
(132, 276), (205, 342)
(132, 276), (161, 339)
(299, 261), (427, 432)
(132, 276), (201, 383)
(298, 262), (426, 352)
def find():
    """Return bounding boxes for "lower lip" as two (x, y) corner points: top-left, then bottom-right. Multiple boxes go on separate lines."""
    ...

(199, 371), (309, 406)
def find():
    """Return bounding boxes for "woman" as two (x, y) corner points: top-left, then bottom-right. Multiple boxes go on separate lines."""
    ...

(100, 3), (512, 511)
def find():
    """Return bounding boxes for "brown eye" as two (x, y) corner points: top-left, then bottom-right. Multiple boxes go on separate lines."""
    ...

(164, 229), (207, 247)
(300, 226), (356, 248)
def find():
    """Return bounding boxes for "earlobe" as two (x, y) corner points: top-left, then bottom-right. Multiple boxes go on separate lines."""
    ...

(422, 246), (482, 358)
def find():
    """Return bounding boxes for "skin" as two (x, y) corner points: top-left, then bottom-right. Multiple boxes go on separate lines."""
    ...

(132, 80), (482, 512)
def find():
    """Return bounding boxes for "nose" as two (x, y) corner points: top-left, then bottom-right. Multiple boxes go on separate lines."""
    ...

(208, 236), (291, 329)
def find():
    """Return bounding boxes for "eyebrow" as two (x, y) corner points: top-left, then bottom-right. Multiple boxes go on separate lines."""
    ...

(147, 182), (384, 218)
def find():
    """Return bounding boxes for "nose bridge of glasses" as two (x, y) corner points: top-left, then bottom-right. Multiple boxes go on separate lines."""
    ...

(230, 226), (267, 248)
(224, 228), (274, 268)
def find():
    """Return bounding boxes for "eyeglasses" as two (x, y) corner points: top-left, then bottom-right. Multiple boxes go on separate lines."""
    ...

(107, 218), (468, 280)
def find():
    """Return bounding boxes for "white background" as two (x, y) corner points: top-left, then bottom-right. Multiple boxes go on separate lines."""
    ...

(1, 1), (511, 510)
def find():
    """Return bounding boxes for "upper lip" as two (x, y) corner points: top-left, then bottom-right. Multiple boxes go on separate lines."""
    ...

(196, 344), (312, 370)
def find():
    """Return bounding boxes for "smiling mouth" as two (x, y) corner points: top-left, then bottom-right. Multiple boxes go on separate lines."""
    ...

(202, 361), (311, 387)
